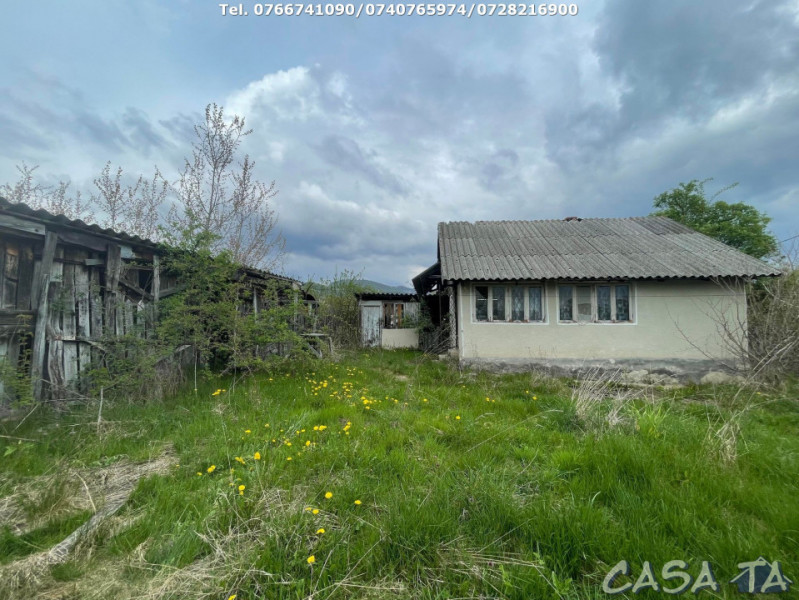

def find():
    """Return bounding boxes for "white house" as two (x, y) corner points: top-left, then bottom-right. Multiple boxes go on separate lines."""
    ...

(413, 217), (780, 380)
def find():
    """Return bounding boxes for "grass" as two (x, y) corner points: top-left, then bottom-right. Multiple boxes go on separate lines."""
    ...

(0, 349), (797, 599)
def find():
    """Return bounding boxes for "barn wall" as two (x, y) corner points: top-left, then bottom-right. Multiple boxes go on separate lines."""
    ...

(0, 222), (163, 403)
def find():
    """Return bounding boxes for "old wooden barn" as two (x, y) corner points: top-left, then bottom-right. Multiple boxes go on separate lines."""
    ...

(0, 197), (308, 404)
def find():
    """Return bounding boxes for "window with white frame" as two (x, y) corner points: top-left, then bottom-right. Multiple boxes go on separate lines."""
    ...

(557, 283), (632, 323)
(474, 284), (545, 322)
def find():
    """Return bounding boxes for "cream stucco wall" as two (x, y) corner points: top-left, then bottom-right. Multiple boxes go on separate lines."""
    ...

(381, 328), (419, 349)
(456, 279), (746, 362)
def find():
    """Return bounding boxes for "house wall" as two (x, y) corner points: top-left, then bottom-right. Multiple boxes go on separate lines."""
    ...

(456, 279), (746, 366)
(381, 328), (419, 349)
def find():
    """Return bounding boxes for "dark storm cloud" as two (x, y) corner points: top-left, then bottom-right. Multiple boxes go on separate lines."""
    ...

(122, 107), (171, 154)
(315, 135), (408, 195)
(545, 0), (799, 170)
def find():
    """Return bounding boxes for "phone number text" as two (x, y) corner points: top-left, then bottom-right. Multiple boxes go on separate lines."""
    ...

(219, 3), (579, 17)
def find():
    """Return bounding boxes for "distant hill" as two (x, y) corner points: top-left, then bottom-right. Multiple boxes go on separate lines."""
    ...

(355, 280), (415, 294)
(306, 279), (415, 297)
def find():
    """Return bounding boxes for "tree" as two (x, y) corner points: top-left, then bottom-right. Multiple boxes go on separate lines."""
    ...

(1, 163), (94, 222)
(171, 103), (284, 270)
(92, 161), (168, 239)
(652, 179), (778, 259)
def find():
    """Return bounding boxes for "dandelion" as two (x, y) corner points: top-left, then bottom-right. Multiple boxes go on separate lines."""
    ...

(264, 423), (270, 428)
(455, 415), (461, 420)
(235, 456), (246, 465)
(286, 457), (292, 461)
(245, 430), (251, 434)
(312, 508), (319, 515)
(305, 441), (311, 447)
(325, 491), (333, 499)
(212, 389), (221, 396)
(254, 452), (261, 460)
(533, 396), (538, 400)
(316, 528), (325, 534)
(307, 555), (316, 564)
(196, 472), (202, 476)
(305, 507), (312, 512)
(228, 595), (237, 600)
(207, 465), (216, 473)
(238, 484), (246, 491)
(354, 499), (362, 505)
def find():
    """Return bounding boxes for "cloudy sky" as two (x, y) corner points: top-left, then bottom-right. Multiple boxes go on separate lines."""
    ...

(2, 1), (798, 286)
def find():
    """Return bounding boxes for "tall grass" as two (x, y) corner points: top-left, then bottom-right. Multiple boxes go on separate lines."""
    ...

(0, 350), (797, 599)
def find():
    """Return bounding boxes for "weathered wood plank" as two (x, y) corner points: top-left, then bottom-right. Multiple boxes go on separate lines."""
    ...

(104, 244), (121, 336)
(0, 215), (47, 236)
(62, 258), (78, 384)
(31, 231), (58, 402)
(124, 299), (134, 336)
(17, 244), (34, 310)
(89, 265), (103, 339)
(75, 251), (91, 374)
(46, 246), (65, 397)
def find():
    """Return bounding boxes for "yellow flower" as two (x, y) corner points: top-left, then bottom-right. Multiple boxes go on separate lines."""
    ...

(235, 456), (246, 464)
(312, 508), (319, 515)
(254, 452), (261, 460)
(305, 441), (311, 447)
(325, 492), (333, 499)
(265, 423), (270, 428)
(455, 415), (461, 420)
(196, 472), (202, 476)
(305, 507), (312, 512)
(354, 499), (362, 505)
(245, 430), (251, 434)
(307, 555), (316, 564)
(286, 456), (292, 461)
(238, 484), (245, 491)
(212, 389), (221, 396)
(316, 528), (325, 534)
(228, 595), (237, 600)
(533, 396), (538, 400)
(207, 465), (216, 473)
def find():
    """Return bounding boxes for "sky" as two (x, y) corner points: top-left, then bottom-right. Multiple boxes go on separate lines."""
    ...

(1, 0), (798, 287)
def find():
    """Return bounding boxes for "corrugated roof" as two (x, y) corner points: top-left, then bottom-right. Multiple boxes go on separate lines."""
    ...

(0, 196), (300, 285)
(438, 217), (781, 281)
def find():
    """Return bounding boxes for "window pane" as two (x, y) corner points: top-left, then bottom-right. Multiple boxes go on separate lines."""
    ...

(475, 286), (488, 321)
(529, 287), (543, 321)
(577, 286), (592, 321)
(615, 285), (630, 321)
(559, 286), (573, 321)
(492, 286), (506, 321)
(511, 287), (524, 321)
(597, 286), (611, 321)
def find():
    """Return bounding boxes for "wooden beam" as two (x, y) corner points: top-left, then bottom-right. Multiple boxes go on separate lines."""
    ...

(31, 231), (58, 402)
(117, 277), (153, 301)
(104, 244), (122, 335)
(152, 255), (161, 305)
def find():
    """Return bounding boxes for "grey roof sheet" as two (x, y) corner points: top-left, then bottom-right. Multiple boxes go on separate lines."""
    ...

(438, 217), (780, 281)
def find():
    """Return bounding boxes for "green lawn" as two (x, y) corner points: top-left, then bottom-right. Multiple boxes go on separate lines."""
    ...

(1, 350), (797, 599)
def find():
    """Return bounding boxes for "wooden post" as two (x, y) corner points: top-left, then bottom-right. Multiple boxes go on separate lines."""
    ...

(152, 254), (161, 305)
(31, 231), (58, 402)
(104, 244), (121, 335)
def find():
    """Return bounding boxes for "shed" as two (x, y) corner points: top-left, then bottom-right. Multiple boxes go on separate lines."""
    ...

(357, 292), (420, 349)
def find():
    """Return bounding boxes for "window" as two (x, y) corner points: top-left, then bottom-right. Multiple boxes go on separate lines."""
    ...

(511, 287), (524, 321)
(558, 283), (633, 323)
(558, 285), (573, 321)
(383, 302), (404, 328)
(475, 286), (488, 321)
(492, 286), (506, 321)
(474, 284), (545, 322)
